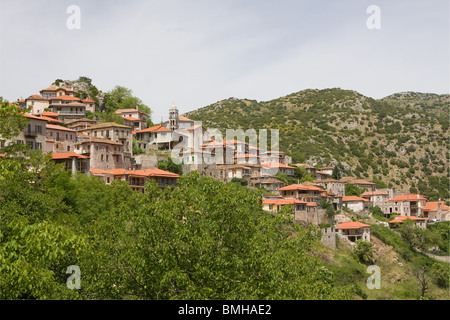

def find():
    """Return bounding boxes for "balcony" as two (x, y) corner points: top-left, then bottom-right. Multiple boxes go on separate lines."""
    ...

(25, 130), (38, 137)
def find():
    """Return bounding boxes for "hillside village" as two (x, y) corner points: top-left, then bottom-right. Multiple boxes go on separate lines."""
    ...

(2, 83), (449, 253)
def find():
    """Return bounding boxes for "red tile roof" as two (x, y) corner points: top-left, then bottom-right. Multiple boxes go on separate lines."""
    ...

(115, 108), (146, 115)
(388, 216), (427, 224)
(24, 114), (48, 121)
(262, 198), (307, 205)
(39, 116), (61, 123)
(83, 98), (95, 103)
(336, 221), (371, 230)
(124, 116), (144, 122)
(280, 184), (325, 192)
(42, 111), (60, 117)
(46, 124), (76, 132)
(51, 152), (89, 160)
(423, 201), (450, 212)
(179, 115), (194, 122)
(135, 125), (172, 133)
(342, 196), (369, 202)
(388, 194), (427, 202)
(48, 95), (81, 101)
(90, 167), (180, 178)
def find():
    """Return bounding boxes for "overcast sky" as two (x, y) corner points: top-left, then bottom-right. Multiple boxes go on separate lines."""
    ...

(1, 0), (448, 122)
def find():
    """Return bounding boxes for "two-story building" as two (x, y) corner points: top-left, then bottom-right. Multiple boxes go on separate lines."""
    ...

(361, 191), (390, 208)
(48, 95), (86, 121)
(45, 124), (77, 153)
(90, 167), (179, 191)
(280, 184), (326, 204)
(11, 114), (47, 152)
(342, 196), (370, 213)
(336, 221), (371, 242)
(134, 125), (173, 151)
(115, 108), (148, 131)
(77, 122), (133, 156)
(75, 136), (131, 171)
(314, 179), (346, 197)
(384, 194), (427, 217)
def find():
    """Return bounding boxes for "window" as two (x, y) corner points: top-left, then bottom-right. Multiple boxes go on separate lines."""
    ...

(106, 155), (109, 161)
(66, 134), (68, 140)
(101, 155), (104, 161)
(50, 132), (53, 137)
(67, 146), (70, 151)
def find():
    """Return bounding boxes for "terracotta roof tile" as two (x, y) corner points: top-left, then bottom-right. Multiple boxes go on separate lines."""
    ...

(388, 194), (427, 202)
(342, 196), (369, 202)
(336, 221), (370, 230)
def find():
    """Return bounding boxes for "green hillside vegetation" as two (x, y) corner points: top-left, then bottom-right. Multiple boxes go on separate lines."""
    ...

(184, 88), (449, 201)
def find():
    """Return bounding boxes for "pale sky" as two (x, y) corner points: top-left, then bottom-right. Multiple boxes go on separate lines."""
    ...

(1, 0), (448, 122)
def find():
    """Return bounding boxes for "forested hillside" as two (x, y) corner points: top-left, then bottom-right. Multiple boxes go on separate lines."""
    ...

(185, 88), (449, 201)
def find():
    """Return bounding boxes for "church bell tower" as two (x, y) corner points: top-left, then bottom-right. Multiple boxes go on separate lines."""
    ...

(169, 103), (179, 131)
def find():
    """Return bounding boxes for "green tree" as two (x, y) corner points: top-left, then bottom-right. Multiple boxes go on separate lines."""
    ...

(345, 183), (364, 197)
(157, 157), (183, 175)
(353, 240), (374, 265)
(104, 86), (152, 117)
(230, 177), (248, 186)
(331, 165), (342, 180)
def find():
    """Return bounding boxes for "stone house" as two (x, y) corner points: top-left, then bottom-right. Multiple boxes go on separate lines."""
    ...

(361, 191), (390, 208)
(1, 114), (48, 152)
(39, 85), (76, 98)
(349, 179), (376, 192)
(90, 167), (179, 191)
(24, 95), (50, 115)
(135, 125), (173, 151)
(423, 201), (450, 221)
(294, 202), (332, 226)
(82, 99), (96, 113)
(75, 136), (131, 171)
(216, 164), (261, 183)
(115, 108), (148, 131)
(66, 118), (97, 131)
(250, 176), (285, 195)
(384, 194), (427, 217)
(314, 179), (346, 197)
(262, 198), (303, 214)
(336, 221), (371, 242)
(388, 216), (427, 229)
(318, 166), (334, 175)
(342, 196), (370, 213)
(48, 95), (86, 121)
(51, 152), (90, 174)
(280, 184), (326, 204)
(77, 122), (133, 156)
(45, 124), (77, 153)
(314, 170), (330, 180)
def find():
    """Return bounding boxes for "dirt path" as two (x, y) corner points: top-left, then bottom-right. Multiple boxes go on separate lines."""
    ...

(423, 252), (450, 263)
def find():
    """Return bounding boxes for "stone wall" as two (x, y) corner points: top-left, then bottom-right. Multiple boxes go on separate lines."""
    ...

(321, 227), (336, 248)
